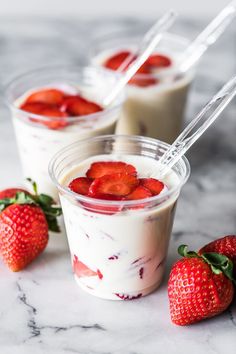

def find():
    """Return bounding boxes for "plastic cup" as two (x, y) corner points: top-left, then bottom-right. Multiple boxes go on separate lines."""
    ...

(49, 135), (190, 300)
(90, 32), (195, 143)
(5, 66), (124, 198)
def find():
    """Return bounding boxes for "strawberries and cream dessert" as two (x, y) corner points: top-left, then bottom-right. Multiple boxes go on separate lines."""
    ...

(92, 33), (194, 143)
(6, 67), (123, 198)
(50, 134), (190, 300)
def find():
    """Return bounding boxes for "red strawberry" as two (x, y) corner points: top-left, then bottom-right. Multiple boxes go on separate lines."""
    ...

(0, 188), (28, 199)
(104, 50), (150, 73)
(0, 181), (62, 271)
(20, 102), (51, 115)
(61, 95), (103, 116)
(146, 54), (171, 68)
(129, 75), (157, 87)
(88, 173), (139, 199)
(68, 177), (92, 196)
(199, 235), (236, 275)
(103, 50), (157, 87)
(140, 178), (164, 195)
(125, 185), (152, 200)
(103, 51), (132, 71)
(29, 107), (68, 130)
(72, 255), (100, 277)
(168, 245), (235, 326)
(40, 107), (68, 118)
(0, 204), (48, 271)
(86, 161), (137, 179)
(25, 88), (65, 106)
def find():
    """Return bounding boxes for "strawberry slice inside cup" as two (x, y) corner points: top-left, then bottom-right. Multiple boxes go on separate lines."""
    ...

(104, 51), (132, 71)
(146, 54), (172, 68)
(66, 161), (167, 214)
(73, 255), (100, 278)
(19, 88), (104, 130)
(103, 50), (171, 87)
(140, 178), (164, 195)
(69, 177), (93, 195)
(88, 173), (139, 199)
(61, 95), (103, 116)
(86, 161), (137, 179)
(125, 185), (152, 200)
(25, 88), (65, 106)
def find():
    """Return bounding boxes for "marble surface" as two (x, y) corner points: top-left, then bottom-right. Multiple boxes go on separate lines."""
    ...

(0, 17), (236, 354)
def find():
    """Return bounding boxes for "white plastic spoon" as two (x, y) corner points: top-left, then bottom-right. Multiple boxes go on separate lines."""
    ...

(178, 1), (236, 74)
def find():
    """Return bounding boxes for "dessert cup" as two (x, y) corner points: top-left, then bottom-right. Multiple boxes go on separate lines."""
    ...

(5, 66), (124, 198)
(49, 135), (190, 300)
(91, 32), (195, 143)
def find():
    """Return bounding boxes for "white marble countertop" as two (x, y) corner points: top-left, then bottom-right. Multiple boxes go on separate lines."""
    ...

(0, 17), (236, 354)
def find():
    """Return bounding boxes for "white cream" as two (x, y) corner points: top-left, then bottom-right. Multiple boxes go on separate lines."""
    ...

(59, 154), (180, 300)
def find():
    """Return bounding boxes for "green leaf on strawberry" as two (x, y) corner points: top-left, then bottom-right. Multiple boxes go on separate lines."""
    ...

(178, 244), (236, 284)
(0, 180), (62, 232)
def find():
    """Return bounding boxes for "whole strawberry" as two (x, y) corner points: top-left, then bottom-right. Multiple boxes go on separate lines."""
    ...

(0, 179), (62, 271)
(0, 188), (28, 199)
(199, 235), (236, 275)
(168, 245), (235, 326)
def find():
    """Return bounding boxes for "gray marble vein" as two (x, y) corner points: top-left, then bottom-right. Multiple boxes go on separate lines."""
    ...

(0, 16), (236, 354)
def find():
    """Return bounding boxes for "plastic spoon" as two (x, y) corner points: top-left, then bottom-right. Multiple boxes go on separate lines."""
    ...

(178, 1), (236, 74)
(158, 75), (236, 177)
(102, 10), (177, 106)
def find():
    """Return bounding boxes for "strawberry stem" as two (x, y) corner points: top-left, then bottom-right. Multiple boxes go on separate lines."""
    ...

(27, 177), (38, 195)
(178, 244), (199, 258)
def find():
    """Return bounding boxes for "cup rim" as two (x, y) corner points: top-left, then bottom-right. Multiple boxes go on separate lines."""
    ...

(48, 134), (191, 207)
(90, 32), (193, 82)
(4, 65), (125, 123)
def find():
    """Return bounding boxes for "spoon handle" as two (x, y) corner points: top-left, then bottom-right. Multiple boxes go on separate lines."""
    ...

(179, 1), (236, 73)
(117, 13), (176, 73)
(159, 75), (236, 177)
(103, 10), (177, 107)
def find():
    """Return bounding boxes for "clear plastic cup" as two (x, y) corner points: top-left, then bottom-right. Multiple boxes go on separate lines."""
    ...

(90, 32), (195, 143)
(49, 135), (190, 300)
(5, 66), (124, 198)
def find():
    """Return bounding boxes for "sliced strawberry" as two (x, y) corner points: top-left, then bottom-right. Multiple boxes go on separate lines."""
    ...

(125, 185), (152, 200)
(86, 161), (137, 179)
(129, 74), (157, 87)
(104, 50), (151, 73)
(0, 188), (29, 199)
(25, 88), (65, 106)
(20, 102), (51, 114)
(29, 107), (68, 130)
(140, 178), (164, 195)
(88, 173), (139, 199)
(73, 255), (98, 277)
(103, 51), (132, 71)
(68, 177), (92, 196)
(40, 107), (68, 118)
(61, 95), (103, 116)
(97, 269), (103, 279)
(103, 50), (160, 87)
(136, 63), (150, 74)
(146, 54), (171, 68)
